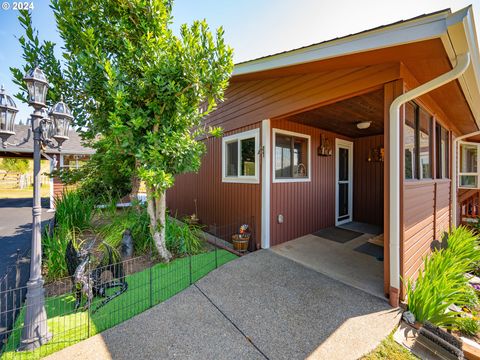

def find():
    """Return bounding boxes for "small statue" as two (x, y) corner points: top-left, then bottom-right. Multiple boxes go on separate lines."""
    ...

(65, 240), (128, 313)
(121, 229), (134, 259)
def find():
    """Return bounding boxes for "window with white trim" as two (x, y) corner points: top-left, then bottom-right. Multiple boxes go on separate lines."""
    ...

(459, 142), (479, 188)
(222, 129), (260, 183)
(273, 129), (310, 182)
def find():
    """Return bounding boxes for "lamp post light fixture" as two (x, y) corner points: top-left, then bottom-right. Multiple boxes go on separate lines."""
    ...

(0, 67), (73, 351)
(0, 85), (19, 145)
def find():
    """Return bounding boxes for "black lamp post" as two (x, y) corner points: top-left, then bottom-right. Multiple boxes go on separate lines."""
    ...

(0, 68), (73, 351)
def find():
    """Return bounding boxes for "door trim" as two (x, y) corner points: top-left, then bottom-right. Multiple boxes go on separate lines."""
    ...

(335, 139), (354, 226)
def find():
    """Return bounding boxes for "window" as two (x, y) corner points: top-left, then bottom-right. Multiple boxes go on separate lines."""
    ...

(222, 129), (259, 183)
(273, 129), (310, 182)
(403, 102), (432, 180)
(436, 124), (450, 179)
(459, 143), (479, 188)
(61, 154), (89, 170)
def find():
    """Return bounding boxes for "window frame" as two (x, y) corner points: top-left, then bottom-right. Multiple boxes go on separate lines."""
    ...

(272, 128), (311, 183)
(435, 123), (450, 179)
(221, 128), (260, 184)
(458, 141), (480, 189)
(403, 101), (433, 181)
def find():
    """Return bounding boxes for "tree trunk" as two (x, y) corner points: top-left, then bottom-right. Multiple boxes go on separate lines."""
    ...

(129, 160), (141, 201)
(146, 187), (171, 262)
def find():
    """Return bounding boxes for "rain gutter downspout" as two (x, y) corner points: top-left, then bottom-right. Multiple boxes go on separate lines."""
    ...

(452, 130), (480, 227)
(389, 52), (470, 306)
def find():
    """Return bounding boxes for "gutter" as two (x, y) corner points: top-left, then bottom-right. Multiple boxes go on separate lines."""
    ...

(389, 52), (470, 305)
(452, 130), (480, 226)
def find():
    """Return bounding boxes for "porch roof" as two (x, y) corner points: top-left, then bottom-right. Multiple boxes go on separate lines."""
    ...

(232, 7), (480, 133)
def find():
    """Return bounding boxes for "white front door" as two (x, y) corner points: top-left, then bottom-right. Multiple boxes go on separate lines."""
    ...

(335, 139), (353, 226)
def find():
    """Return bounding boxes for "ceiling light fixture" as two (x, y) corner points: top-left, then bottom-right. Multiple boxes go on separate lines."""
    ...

(357, 121), (372, 130)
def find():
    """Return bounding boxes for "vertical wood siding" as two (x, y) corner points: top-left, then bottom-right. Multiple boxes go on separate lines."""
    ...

(206, 64), (399, 132)
(353, 135), (384, 227)
(166, 123), (262, 248)
(269, 119), (352, 246)
(402, 180), (451, 281)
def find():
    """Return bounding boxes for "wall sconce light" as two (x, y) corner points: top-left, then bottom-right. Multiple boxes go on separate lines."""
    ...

(318, 134), (333, 156)
(367, 145), (384, 162)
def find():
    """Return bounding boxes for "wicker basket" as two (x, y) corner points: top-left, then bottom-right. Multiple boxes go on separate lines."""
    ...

(232, 234), (250, 252)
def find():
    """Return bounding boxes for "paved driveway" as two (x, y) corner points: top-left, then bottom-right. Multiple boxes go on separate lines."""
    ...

(0, 197), (52, 342)
(47, 250), (401, 360)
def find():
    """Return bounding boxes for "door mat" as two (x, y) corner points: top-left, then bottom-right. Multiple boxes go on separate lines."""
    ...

(312, 227), (363, 243)
(354, 242), (384, 261)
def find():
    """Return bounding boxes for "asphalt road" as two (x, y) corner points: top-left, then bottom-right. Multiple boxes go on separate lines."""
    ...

(0, 197), (52, 344)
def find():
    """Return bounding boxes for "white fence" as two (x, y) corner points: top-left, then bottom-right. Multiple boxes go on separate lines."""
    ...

(0, 172), (49, 189)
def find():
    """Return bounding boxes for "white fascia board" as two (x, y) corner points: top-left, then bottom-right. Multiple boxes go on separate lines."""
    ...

(233, 10), (451, 77)
(446, 6), (480, 129)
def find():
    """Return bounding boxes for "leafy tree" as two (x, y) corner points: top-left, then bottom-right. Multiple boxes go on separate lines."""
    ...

(11, 9), (138, 201)
(1, 158), (30, 174)
(49, 0), (233, 260)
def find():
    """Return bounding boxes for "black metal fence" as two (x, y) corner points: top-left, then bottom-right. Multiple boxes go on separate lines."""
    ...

(0, 243), (237, 359)
(0, 249), (31, 348)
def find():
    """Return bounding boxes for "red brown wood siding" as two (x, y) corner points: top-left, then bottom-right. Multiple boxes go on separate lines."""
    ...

(206, 64), (400, 132)
(353, 135), (384, 227)
(166, 123), (262, 248)
(402, 180), (451, 282)
(269, 119), (352, 246)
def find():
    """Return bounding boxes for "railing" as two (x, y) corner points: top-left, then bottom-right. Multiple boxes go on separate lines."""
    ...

(0, 243), (237, 359)
(459, 189), (480, 223)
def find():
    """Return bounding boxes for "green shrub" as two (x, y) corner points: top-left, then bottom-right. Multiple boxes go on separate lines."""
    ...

(457, 317), (480, 336)
(405, 226), (480, 328)
(166, 218), (204, 256)
(43, 223), (77, 280)
(97, 204), (152, 255)
(54, 190), (95, 231)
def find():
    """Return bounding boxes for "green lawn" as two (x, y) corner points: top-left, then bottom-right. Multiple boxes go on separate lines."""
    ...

(362, 331), (417, 360)
(1, 250), (237, 359)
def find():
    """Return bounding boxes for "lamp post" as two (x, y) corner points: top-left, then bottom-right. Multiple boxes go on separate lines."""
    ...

(0, 68), (73, 351)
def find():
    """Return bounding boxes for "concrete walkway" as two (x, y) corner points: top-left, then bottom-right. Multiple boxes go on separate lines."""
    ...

(271, 233), (384, 299)
(46, 251), (400, 360)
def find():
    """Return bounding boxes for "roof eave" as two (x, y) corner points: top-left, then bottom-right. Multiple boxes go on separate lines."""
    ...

(444, 6), (480, 130)
(232, 9), (452, 77)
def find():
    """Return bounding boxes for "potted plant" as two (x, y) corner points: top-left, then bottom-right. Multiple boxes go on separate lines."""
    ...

(232, 224), (250, 252)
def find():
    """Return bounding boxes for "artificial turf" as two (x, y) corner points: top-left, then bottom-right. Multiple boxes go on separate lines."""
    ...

(1, 249), (237, 360)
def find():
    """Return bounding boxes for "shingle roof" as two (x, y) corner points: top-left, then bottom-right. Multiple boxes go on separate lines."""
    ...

(1, 124), (95, 156)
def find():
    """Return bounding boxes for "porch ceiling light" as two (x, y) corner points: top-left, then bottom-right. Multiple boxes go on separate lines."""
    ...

(356, 121), (371, 130)
(0, 85), (18, 143)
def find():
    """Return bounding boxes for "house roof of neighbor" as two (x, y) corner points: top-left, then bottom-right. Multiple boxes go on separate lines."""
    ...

(0, 124), (94, 157)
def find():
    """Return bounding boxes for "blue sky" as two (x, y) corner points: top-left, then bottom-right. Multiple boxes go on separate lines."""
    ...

(0, 0), (479, 121)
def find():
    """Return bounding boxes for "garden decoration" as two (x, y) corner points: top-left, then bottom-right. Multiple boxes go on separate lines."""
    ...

(65, 240), (128, 313)
(232, 224), (251, 253)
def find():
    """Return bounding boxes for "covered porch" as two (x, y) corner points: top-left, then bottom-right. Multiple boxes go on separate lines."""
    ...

(268, 87), (388, 298)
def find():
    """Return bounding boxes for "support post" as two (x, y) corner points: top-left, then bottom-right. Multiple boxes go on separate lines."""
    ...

(19, 112), (51, 350)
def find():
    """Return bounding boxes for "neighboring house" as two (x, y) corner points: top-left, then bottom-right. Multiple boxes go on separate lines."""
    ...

(0, 124), (95, 207)
(166, 7), (480, 307)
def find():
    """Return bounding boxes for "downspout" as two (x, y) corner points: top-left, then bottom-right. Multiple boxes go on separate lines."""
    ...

(389, 53), (470, 306)
(452, 130), (480, 226)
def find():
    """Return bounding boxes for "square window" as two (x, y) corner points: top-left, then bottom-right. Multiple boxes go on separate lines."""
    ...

(273, 130), (310, 182)
(222, 129), (259, 183)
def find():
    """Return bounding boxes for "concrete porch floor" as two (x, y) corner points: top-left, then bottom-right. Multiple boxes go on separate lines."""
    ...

(271, 223), (385, 299)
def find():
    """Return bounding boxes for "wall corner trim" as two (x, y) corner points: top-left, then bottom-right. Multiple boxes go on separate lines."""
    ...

(261, 119), (271, 249)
